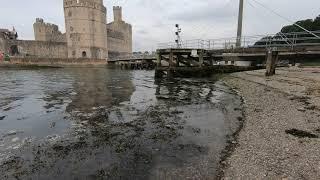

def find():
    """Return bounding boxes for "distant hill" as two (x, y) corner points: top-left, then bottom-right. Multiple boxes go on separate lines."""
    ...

(254, 15), (320, 46)
(281, 15), (320, 33)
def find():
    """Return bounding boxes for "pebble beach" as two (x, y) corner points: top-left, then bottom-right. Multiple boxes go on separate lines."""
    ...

(222, 67), (320, 179)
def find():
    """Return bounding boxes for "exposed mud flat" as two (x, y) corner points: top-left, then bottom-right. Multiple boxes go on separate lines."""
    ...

(222, 68), (320, 179)
(0, 68), (243, 179)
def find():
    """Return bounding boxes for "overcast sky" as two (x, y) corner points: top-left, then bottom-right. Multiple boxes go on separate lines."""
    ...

(1, 0), (319, 51)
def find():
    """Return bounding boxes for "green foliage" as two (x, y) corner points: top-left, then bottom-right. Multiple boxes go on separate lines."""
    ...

(281, 16), (320, 33)
(4, 54), (10, 62)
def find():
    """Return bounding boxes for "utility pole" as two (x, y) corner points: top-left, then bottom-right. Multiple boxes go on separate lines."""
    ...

(236, 0), (244, 48)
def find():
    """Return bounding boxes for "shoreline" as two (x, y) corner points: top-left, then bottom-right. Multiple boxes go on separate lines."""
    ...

(216, 83), (246, 179)
(220, 67), (320, 179)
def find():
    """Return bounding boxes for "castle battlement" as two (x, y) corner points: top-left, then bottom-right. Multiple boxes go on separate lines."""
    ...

(64, 0), (106, 13)
(34, 18), (60, 31)
(113, 6), (122, 10)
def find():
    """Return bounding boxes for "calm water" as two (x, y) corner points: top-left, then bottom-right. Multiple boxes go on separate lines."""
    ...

(0, 67), (242, 180)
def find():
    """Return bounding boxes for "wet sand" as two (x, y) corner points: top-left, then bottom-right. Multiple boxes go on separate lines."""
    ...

(222, 67), (320, 179)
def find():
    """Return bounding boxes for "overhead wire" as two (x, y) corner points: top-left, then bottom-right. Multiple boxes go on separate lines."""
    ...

(250, 0), (320, 38)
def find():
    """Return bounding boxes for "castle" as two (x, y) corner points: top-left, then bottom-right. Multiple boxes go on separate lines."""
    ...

(0, 0), (132, 60)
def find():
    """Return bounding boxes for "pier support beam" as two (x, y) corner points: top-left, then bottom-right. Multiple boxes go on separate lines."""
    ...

(199, 50), (204, 67)
(156, 52), (161, 67)
(265, 49), (279, 76)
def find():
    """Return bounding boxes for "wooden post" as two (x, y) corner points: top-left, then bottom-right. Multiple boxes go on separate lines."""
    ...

(265, 49), (279, 76)
(167, 49), (174, 78)
(156, 51), (161, 67)
(209, 54), (213, 66)
(199, 50), (204, 67)
(176, 55), (180, 67)
(169, 50), (174, 68)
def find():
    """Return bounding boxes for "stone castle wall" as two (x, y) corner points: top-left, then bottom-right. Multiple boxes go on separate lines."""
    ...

(0, 34), (6, 52)
(4, 39), (67, 58)
(33, 18), (66, 42)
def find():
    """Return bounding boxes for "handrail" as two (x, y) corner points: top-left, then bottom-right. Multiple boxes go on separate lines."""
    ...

(158, 31), (320, 50)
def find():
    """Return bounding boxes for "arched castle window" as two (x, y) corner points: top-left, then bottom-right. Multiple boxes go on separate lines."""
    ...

(82, 51), (87, 58)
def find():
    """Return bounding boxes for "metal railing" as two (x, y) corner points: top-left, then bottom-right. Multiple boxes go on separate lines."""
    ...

(157, 31), (320, 50)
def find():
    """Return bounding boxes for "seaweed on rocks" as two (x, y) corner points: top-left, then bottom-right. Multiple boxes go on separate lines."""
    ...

(285, 129), (319, 138)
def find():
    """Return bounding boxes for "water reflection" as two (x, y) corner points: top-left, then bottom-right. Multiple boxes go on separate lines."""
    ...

(0, 68), (135, 138)
(65, 68), (135, 113)
(0, 68), (243, 180)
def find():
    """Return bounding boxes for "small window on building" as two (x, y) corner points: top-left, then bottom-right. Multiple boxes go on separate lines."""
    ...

(82, 51), (87, 58)
(70, 26), (74, 32)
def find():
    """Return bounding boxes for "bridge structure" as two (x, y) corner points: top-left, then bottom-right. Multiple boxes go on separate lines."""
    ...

(108, 54), (157, 70)
(154, 31), (320, 78)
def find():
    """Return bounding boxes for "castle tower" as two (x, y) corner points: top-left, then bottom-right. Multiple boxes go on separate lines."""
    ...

(113, 6), (123, 22)
(34, 18), (53, 41)
(33, 18), (66, 42)
(63, 0), (107, 59)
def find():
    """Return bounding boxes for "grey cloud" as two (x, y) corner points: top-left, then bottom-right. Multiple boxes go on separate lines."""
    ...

(1, 0), (320, 51)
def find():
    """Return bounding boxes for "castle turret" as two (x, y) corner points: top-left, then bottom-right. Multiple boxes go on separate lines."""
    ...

(63, 0), (108, 59)
(113, 6), (123, 22)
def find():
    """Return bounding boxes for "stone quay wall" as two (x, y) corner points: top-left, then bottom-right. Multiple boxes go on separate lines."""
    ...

(4, 57), (107, 67)
(4, 40), (68, 58)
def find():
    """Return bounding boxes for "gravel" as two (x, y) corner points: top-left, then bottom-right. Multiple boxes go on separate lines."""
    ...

(221, 67), (320, 179)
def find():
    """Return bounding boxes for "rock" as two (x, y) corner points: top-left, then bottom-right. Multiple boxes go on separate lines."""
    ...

(297, 107), (306, 112)
(165, 125), (174, 130)
(12, 137), (20, 143)
(0, 116), (6, 120)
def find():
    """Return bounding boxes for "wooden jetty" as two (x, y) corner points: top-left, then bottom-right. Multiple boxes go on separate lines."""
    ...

(155, 48), (261, 78)
(155, 45), (320, 78)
